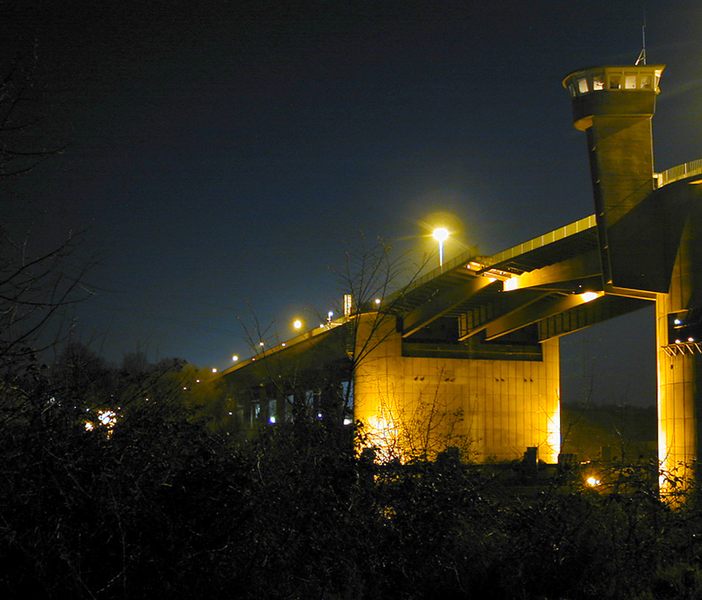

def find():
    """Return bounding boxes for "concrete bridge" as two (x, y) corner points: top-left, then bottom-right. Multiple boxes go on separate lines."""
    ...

(222, 63), (702, 493)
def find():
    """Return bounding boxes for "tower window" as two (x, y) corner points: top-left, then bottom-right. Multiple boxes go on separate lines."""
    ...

(577, 78), (589, 94)
(593, 75), (604, 90)
(608, 74), (621, 90)
(625, 74), (637, 89)
(640, 75), (652, 90)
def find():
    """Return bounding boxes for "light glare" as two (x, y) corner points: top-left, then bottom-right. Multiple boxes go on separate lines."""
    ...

(432, 227), (449, 242)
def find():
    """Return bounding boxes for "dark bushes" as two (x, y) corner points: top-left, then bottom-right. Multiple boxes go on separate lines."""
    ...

(3, 370), (702, 599)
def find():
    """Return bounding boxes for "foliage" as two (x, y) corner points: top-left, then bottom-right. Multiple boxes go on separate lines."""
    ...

(6, 352), (702, 600)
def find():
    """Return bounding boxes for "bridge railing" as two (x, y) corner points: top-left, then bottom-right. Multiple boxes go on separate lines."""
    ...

(656, 159), (702, 188)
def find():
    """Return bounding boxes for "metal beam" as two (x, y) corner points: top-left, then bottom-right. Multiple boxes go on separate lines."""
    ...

(503, 249), (602, 291)
(484, 293), (600, 341)
(537, 295), (649, 341)
(458, 291), (548, 341)
(402, 276), (497, 338)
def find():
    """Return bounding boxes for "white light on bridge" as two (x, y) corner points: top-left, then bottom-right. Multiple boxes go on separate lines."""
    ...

(432, 227), (450, 268)
(579, 291), (601, 303)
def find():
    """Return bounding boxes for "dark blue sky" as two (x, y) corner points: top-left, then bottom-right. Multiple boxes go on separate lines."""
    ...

(4, 1), (702, 405)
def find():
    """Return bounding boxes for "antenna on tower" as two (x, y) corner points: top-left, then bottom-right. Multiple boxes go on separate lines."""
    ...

(635, 8), (647, 65)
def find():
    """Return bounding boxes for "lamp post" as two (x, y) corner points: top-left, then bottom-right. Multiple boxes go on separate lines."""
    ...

(432, 227), (449, 269)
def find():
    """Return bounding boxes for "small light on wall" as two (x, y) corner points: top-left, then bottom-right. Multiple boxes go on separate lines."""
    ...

(579, 291), (601, 303)
(503, 278), (518, 292)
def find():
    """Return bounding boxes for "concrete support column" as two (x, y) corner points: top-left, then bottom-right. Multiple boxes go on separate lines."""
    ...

(656, 218), (702, 496)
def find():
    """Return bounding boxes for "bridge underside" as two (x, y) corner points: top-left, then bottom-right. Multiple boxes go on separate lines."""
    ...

(222, 210), (659, 464)
(222, 170), (702, 471)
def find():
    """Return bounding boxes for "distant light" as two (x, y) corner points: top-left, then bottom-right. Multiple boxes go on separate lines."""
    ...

(319, 323), (324, 328)
(585, 476), (601, 487)
(674, 318), (682, 325)
(281, 342), (286, 347)
(327, 310), (334, 320)
(689, 337), (695, 342)
(232, 354), (239, 362)
(374, 298), (381, 306)
(259, 341), (264, 347)
(228, 411), (233, 416)
(293, 319), (303, 330)
(196, 379), (201, 383)
(252, 357), (256, 361)
(675, 339), (682, 344)
(343, 417), (353, 426)
(84, 421), (95, 431)
(211, 367), (218, 373)
(98, 410), (117, 427)
(269, 416), (277, 424)
(183, 387), (187, 391)
(317, 412), (323, 419)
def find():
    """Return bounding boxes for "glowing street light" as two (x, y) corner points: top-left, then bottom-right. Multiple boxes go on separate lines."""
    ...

(292, 318), (303, 331)
(232, 354), (239, 362)
(432, 227), (449, 268)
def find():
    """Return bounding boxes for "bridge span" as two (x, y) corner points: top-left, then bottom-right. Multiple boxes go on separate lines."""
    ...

(222, 62), (702, 494)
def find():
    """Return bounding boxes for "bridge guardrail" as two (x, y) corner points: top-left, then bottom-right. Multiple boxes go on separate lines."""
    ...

(656, 159), (702, 188)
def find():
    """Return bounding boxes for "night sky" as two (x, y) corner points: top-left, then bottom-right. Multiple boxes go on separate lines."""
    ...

(3, 1), (702, 406)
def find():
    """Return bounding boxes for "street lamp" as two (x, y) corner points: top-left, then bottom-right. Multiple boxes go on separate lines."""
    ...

(432, 227), (449, 268)
(292, 318), (303, 331)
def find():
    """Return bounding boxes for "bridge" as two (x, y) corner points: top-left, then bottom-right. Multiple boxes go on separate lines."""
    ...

(222, 62), (702, 493)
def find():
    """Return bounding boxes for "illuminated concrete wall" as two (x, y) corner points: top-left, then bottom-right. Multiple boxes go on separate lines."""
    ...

(353, 315), (560, 463)
(656, 217), (702, 491)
